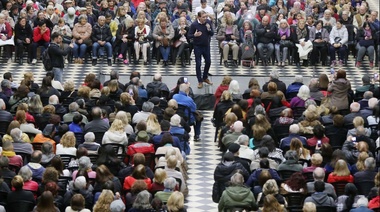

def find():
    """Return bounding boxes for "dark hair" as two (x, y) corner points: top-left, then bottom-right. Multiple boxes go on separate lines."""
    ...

(37, 19), (46, 27)
(258, 147), (270, 158)
(130, 71), (140, 80)
(362, 21), (370, 29)
(314, 181), (325, 192)
(285, 172), (307, 192)
(46, 71), (55, 80)
(313, 125), (325, 139)
(160, 120), (171, 131)
(97, 145), (120, 167)
(102, 180), (115, 193)
(36, 191), (57, 212)
(51, 32), (61, 41)
(315, 20), (324, 27)
(344, 183), (358, 211)
(260, 158), (270, 169)
(333, 114), (344, 127)
(14, 85), (30, 99)
(336, 69), (346, 79)
(73, 114), (83, 124)
(159, 132), (173, 146)
(258, 170), (272, 186)
(49, 156), (64, 175)
(76, 147), (88, 158)
(3, 72), (12, 80)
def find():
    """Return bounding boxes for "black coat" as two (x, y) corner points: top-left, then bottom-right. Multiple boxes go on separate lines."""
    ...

(91, 23), (112, 42)
(48, 42), (71, 68)
(14, 23), (33, 42)
(255, 23), (277, 44)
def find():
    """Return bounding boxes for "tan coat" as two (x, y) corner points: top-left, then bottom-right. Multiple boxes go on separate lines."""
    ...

(72, 22), (92, 40)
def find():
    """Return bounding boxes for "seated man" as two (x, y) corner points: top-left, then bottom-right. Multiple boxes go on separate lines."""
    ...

(91, 15), (113, 66)
(26, 150), (46, 181)
(304, 181), (336, 207)
(31, 20), (50, 65)
(354, 157), (377, 185)
(306, 167), (337, 199)
(78, 132), (100, 155)
(280, 124), (307, 150)
(255, 16), (276, 66)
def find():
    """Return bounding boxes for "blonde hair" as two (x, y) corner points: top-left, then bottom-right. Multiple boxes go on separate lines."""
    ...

(303, 202), (317, 212)
(109, 119), (125, 132)
(60, 131), (76, 148)
(290, 138), (310, 159)
(353, 116), (365, 128)
(93, 189), (114, 212)
(356, 151), (369, 172)
(101, 86), (110, 96)
(153, 168), (167, 184)
(166, 191), (184, 212)
(63, 80), (75, 92)
(78, 86), (91, 99)
(263, 179), (279, 195)
(120, 92), (133, 105)
(115, 111), (130, 125)
(224, 112), (237, 126)
(108, 80), (119, 93)
(220, 90), (232, 101)
(333, 159), (350, 176)
(221, 76), (232, 86)
(311, 153), (323, 166)
(146, 114), (161, 135)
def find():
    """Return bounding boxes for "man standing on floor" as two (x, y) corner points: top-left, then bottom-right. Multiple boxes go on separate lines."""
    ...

(49, 32), (73, 83)
(189, 11), (214, 89)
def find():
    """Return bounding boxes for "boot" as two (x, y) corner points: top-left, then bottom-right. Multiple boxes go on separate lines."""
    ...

(303, 60), (308, 67)
(92, 59), (97, 66)
(19, 57), (23, 65)
(233, 60), (238, 67)
(107, 59), (112, 66)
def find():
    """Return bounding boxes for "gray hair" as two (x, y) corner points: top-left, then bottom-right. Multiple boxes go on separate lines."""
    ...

(163, 177), (177, 190)
(142, 102), (154, 112)
(368, 98), (378, 109)
(364, 157), (376, 170)
(19, 166), (33, 182)
(84, 132), (95, 143)
(363, 91), (373, 99)
(10, 128), (22, 141)
(350, 102), (360, 112)
(313, 167), (325, 181)
(270, 70), (279, 79)
(356, 197), (369, 207)
(69, 102), (79, 112)
(294, 75), (303, 83)
(289, 124), (300, 134)
(78, 14), (88, 21)
(230, 172), (244, 185)
(284, 150), (299, 161)
(133, 190), (152, 209)
(78, 156), (92, 170)
(49, 95), (59, 105)
(41, 142), (53, 154)
(236, 134), (249, 145)
(153, 73), (162, 81)
(254, 105), (266, 115)
(110, 70), (119, 79)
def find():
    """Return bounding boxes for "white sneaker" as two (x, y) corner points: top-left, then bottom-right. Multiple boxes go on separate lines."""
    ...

(65, 59), (69, 64)
(32, 59), (37, 64)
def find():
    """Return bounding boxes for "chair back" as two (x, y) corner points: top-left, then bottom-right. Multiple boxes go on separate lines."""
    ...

(332, 182), (348, 197)
(57, 177), (70, 196)
(356, 181), (375, 196)
(316, 206), (336, 212)
(0, 121), (10, 135)
(32, 143), (43, 151)
(6, 201), (35, 212)
(74, 133), (84, 147)
(0, 191), (7, 206)
(278, 170), (297, 181)
(15, 152), (31, 165)
(293, 107), (306, 120)
(101, 143), (126, 161)
(303, 172), (314, 182)
(274, 124), (291, 141)
(88, 154), (99, 164)
(59, 154), (76, 169)
(285, 193), (306, 207)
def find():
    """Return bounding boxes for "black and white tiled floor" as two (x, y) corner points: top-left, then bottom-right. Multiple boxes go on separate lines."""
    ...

(0, 0), (379, 210)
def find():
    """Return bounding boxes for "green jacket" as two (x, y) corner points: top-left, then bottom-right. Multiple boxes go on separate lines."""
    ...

(218, 185), (257, 212)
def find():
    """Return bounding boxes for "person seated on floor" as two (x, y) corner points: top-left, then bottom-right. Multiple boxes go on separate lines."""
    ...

(304, 181), (336, 207)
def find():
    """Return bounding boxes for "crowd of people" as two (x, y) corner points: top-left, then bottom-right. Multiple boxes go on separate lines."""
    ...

(212, 70), (379, 211)
(0, 71), (198, 211)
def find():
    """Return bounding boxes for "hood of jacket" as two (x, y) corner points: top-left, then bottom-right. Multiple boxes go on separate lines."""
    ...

(224, 186), (252, 202)
(214, 162), (243, 182)
(311, 193), (332, 205)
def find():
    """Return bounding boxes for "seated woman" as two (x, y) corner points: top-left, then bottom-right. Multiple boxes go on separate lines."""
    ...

(9, 85), (30, 113)
(102, 119), (128, 149)
(93, 165), (122, 194)
(298, 109), (322, 135)
(172, 17), (190, 67)
(16, 110), (41, 135)
(14, 17), (33, 65)
(2, 120), (31, 143)
(115, 16), (135, 64)
(18, 166), (39, 195)
(72, 15), (92, 64)
(355, 22), (375, 68)
(31, 20), (50, 65)
(56, 132), (77, 156)
(336, 183), (365, 212)
(327, 159), (354, 183)
(134, 18), (151, 65)
(290, 19), (313, 67)
(289, 138), (311, 160)
(123, 164), (152, 192)
(307, 124), (330, 149)
(0, 13), (13, 63)
(257, 179), (287, 207)
(37, 76), (61, 105)
(290, 85), (313, 109)
(275, 19), (292, 67)
(155, 133), (183, 165)
(2, 140), (23, 168)
(152, 17), (174, 67)
(280, 172), (307, 194)
(20, 72), (39, 94)
(7, 175), (35, 207)
(309, 20), (329, 66)
(154, 177), (176, 204)
(216, 12), (240, 68)
(329, 20), (348, 66)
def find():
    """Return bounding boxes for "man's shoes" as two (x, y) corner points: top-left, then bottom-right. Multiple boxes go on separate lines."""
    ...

(19, 57), (23, 65)
(107, 59), (112, 66)
(223, 60), (228, 67)
(194, 136), (200, 142)
(197, 82), (203, 89)
(92, 59), (97, 66)
(31, 59), (37, 65)
(204, 78), (213, 85)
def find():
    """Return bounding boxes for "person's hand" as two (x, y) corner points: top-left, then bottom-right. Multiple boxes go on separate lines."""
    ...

(157, 36), (163, 41)
(206, 23), (211, 31)
(115, 192), (121, 199)
(122, 38), (127, 43)
(231, 35), (236, 40)
(281, 35), (286, 40)
(315, 144), (321, 151)
(41, 29), (46, 34)
(69, 43), (74, 48)
(25, 38), (30, 43)
(123, 34), (128, 38)
(194, 30), (202, 37)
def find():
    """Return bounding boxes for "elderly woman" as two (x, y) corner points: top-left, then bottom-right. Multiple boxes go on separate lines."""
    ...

(291, 19), (313, 67)
(278, 150), (303, 172)
(2, 140), (23, 168)
(134, 18), (151, 65)
(154, 177), (176, 203)
(172, 17), (190, 67)
(52, 18), (72, 47)
(275, 19), (292, 67)
(257, 179), (287, 207)
(115, 16), (135, 64)
(152, 18), (174, 67)
(310, 20), (329, 66)
(216, 12), (240, 67)
(18, 166), (39, 193)
(329, 19), (348, 66)
(14, 16), (33, 65)
(72, 156), (96, 180)
(2, 121), (31, 143)
(327, 69), (351, 110)
(290, 85), (313, 109)
(72, 14), (92, 64)
(41, 142), (55, 164)
(355, 22), (376, 68)
(0, 13), (14, 63)
(56, 132), (77, 156)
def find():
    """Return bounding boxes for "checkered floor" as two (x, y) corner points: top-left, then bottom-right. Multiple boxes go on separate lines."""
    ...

(0, 0), (379, 210)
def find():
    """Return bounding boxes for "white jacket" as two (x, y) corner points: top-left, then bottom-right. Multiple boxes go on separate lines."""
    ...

(102, 130), (128, 146)
(329, 25), (348, 45)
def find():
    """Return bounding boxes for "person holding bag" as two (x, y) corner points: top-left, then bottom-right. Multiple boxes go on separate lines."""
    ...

(309, 20), (329, 66)
(153, 17), (174, 67)
(172, 17), (190, 67)
(72, 15), (92, 64)
(355, 21), (375, 68)
(275, 19), (292, 67)
(291, 19), (313, 68)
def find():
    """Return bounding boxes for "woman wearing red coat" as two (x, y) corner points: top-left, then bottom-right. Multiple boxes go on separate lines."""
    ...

(214, 76), (232, 108)
(31, 20), (50, 64)
(0, 13), (14, 62)
(327, 159), (354, 183)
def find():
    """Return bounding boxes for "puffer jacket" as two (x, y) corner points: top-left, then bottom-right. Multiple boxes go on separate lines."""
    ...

(218, 185), (258, 212)
(329, 25), (348, 45)
(91, 23), (112, 42)
(72, 22), (92, 40)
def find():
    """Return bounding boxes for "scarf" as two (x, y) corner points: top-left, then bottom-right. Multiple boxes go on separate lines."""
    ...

(364, 29), (372, 37)
(2, 150), (16, 157)
(278, 27), (290, 37)
(296, 26), (307, 40)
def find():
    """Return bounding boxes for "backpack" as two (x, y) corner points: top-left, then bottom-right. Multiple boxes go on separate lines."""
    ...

(42, 45), (52, 71)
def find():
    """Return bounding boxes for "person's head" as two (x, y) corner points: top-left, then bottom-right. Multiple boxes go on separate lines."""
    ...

(333, 159), (350, 176)
(96, 165), (114, 183)
(78, 156), (92, 171)
(60, 131), (76, 147)
(70, 194), (86, 211)
(284, 150), (299, 161)
(93, 189), (115, 211)
(133, 190), (152, 209)
(9, 127), (23, 142)
(31, 150), (43, 163)
(45, 181), (59, 197)
(289, 124), (300, 134)
(163, 177), (176, 190)
(263, 179), (279, 195)
(11, 175), (24, 190)
(153, 168), (167, 184)
(262, 194), (283, 211)
(364, 157), (376, 171)
(167, 191), (185, 212)
(51, 32), (62, 44)
(42, 167), (59, 183)
(297, 85), (310, 100)
(312, 124), (325, 139)
(197, 11), (207, 24)
(303, 202), (316, 212)
(314, 180), (325, 192)
(18, 166), (33, 182)
(131, 164), (147, 179)
(357, 197), (369, 208)
(285, 172), (307, 191)
(349, 102), (360, 113)
(311, 153), (323, 167)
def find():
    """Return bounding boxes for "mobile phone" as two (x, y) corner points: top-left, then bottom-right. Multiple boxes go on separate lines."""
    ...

(128, 88), (134, 95)
(184, 77), (188, 83)
(317, 140), (322, 148)
(374, 73), (379, 80)
(352, 137), (356, 142)
(330, 68), (335, 75)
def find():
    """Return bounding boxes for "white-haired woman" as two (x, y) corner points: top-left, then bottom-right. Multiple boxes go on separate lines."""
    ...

(134, 18), (151, 65)
(0, 13), (14, 63)
(72, 14), (92, 64)
(290, 85), (312, 109)
(228, 80), (242, 101)
(115, 16), (135, 64)
(275, 19), (292, 67)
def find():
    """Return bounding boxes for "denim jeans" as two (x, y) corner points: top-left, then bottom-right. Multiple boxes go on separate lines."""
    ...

(275, 43), (288, 63)
(32, 41), (49, 59)
(73, 43), (87, 58)
(52, 67), (63, 83)
(356, 43), (374, 62)
(257, 43), (274, 61)
(159, 46), (171, 61)
(92, 42), (112, 59)
(329, 45), (347, 61)
(194, 45), (211, 83)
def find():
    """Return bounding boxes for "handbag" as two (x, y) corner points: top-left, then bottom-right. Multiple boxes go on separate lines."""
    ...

(162, 37), (169, 47)
(279, 40), (293, 48)
(313, 41), (327, 48)
(62, 36), (72, 44)
(359, 39), (374, 47)
(173, 40), (182, 48)
(194, 110), (204, 122)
